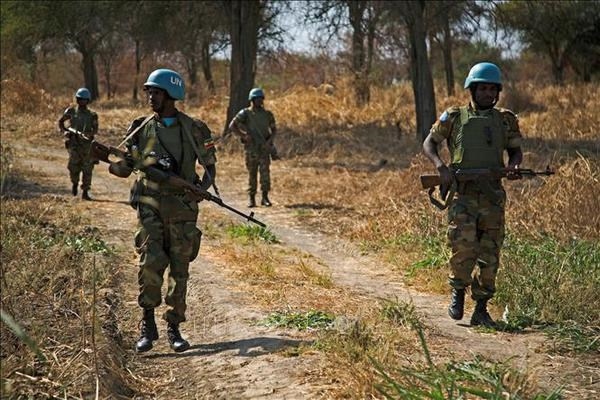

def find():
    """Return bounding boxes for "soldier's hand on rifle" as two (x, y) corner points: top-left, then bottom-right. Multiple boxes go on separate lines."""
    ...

(506, 164), (522, 180)
(241, 133), (252, 144)
(108, 160), (133, 178)
(437, 164), (454, 186)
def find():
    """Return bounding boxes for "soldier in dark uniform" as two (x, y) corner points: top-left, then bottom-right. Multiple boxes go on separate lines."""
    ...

(422, 62), (523, 328)
(113, 69), (217, 353)
(58, 88), (98, 200)
(228, 88), (278, 208)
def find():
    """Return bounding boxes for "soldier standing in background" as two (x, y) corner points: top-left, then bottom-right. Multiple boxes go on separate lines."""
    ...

(228, 88), (278, 208)
(58, 88), (98, 200)
(112, 68), (217, 353)
(422, 62), (523, 328)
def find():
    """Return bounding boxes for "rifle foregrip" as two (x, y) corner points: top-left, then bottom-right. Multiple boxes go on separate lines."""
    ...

(420, 175), (442, 189)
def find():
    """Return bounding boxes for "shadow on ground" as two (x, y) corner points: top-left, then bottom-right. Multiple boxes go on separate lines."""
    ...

(143, 337), (312, 359)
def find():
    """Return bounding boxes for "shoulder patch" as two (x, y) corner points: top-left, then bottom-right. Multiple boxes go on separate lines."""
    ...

(439, 106), (460, 123)
(192, 119), (215, 151)
(498, 108), (518, 121)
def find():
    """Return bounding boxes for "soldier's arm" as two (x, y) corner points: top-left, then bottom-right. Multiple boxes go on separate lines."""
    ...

(423, 108), (458, 185)
(267, 112), (277, 143)
(124, 116), (146, 150)
(91, 112), (99, 136)
(500, 109), (523, 170)
(58, 108), (72, 132)
(193, 120), (217, 190)
(228, 110), (250, 143)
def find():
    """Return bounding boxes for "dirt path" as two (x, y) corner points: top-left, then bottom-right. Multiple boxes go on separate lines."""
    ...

(11, 139), (599, 399)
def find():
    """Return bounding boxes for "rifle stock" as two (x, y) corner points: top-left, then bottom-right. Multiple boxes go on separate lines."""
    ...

(420, 175), (442, 190)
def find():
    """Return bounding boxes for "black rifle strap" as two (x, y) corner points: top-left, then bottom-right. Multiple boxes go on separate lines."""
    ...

(117, 114), (155, 149)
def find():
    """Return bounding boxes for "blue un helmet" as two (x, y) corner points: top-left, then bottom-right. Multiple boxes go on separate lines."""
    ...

(144, 68), (185, 100)
(248, 88), (265, 101)
(75, 88), (91, 100)
(464, 62), (502, 91)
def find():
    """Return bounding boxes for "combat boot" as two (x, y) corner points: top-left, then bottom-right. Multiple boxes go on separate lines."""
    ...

(72, 183), (78, 196)
(470, 299), (497, 328)
(447, 288), (465, 320)
(261, 192), (272, 207)
(82, 190), (92, 201)
(248, 194), (256, 208)
(135, 309), (158, 353)
(167, 323), (190, 353)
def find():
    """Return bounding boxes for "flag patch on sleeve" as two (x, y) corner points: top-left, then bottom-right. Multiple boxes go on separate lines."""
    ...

(204, 138), (215, 150)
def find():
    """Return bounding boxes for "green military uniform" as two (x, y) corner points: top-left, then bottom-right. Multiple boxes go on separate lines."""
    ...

(126, 111), (216, 324)
(428, 103), (522, 300)
(62, 107), (98, 191)
(233, 107), (276, 196)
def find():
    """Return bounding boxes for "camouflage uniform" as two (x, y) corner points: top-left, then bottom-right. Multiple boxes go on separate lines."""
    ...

(233, 107), (276, 196)
(62, 107), (98, 191)
(126, 112), (216, 324)
(428, 103), (522, 300)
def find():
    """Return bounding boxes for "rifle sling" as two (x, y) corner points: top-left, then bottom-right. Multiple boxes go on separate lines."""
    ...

(429, 182), (456, 210)
(117, 114), (155, 149)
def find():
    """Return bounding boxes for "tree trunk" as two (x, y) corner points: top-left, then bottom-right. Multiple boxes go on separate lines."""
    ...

(551, 59), (565, 85)
(406, 1), (436, 142)
(186, 56), (198, 87)
(348, 0), (369, 106)
(133, 39), (141, 101)
(103, 60), (112, 99)
(201, 38), (216, 95)
(81, 49), (99, 100)
(225, 0), (260, 133)
(442, 17), (455, 96)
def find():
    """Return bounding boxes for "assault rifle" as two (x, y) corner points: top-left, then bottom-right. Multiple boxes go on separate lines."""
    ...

(67, 128), (266, 227)
(420, 166), (555, 210)
(66, 127), (93, 140)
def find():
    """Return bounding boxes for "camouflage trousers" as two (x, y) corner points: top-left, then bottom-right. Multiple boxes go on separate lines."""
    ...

(447, 183), (506, 300)
(134, 194), (201, 324)
(67, 143), (95, 190)
(245, 151), (271, 195)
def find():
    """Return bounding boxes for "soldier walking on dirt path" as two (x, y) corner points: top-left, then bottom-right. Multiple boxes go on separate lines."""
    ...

(58, 88), (98, 200)
(422, 62), (524, 328)
(228, 87), (278, 208)
(113, 68), (217, 353)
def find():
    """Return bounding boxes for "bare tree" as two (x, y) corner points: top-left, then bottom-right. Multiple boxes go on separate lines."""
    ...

(225, 0), (261, 132)
(384, 1), (436, 141)
(122, 1), (167, 101)
(304, 0), (383, 106)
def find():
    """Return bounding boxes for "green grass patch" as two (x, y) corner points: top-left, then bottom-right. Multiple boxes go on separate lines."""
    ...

(261, 310), (335, 331)
(497, 234), (600, 352)
(361, 232), (449, 277)
(372, 323), (563, 400)
(225, 224), (279, 244)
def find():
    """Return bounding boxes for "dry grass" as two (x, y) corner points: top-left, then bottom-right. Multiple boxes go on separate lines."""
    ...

(2, 76), (598, 398)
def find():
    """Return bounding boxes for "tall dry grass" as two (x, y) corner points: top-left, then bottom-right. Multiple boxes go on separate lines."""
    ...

(2, 76), (598, 397)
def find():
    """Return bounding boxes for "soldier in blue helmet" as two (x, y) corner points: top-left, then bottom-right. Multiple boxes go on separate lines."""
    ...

(58, 88), (98, 200)
(115, 68), (217, 353)
(228, 87), (278, 208)
(422, 62), (524, 328)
